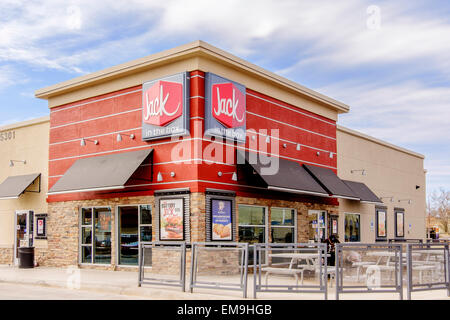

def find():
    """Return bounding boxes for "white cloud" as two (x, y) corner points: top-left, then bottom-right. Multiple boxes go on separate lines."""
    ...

(0, 1), (449, 77)
(318, 80), (450, 145)
(0, 65), (28, 91)
(0, 0), (448, 195)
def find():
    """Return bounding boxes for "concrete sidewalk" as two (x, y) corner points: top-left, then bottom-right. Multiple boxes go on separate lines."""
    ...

(0, 266), (238, 300)
(0, 265), (448, 300)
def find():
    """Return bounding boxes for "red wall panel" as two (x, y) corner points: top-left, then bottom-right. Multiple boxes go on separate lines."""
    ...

(48, 70), (337, 202)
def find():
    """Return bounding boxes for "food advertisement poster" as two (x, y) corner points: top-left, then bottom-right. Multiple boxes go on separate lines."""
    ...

(160, 198), (184, 240)
(377, 211), (386, 237)
(97, 211), (111, 232)
(396, 212), (404, 237)
(211, 199), (232, 240)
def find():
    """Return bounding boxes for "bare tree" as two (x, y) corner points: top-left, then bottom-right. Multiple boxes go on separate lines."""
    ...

(428, 188), (450, 234)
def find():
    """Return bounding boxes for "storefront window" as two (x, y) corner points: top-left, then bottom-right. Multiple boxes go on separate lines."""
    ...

(81, 208), (93, 263)
(118, 205), (152, 266)
(80, 207), (111, 264)
(140, 205), (152, 242)
(238, 205), (266, 244)
(344, 213), (361, 242)
(270, 208), (295, 243)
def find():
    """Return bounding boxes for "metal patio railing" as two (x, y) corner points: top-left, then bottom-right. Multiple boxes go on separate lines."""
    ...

(406, 243), (450, 300)
(335, 243), (403, 300)
(253, 243), (329, 300)
(388, 238), (423, 243)
(189, 242), (249, 298)
(138, 241), (186, 292)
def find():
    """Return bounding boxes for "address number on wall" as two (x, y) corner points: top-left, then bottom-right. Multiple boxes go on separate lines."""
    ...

(0, 131), (15, 142)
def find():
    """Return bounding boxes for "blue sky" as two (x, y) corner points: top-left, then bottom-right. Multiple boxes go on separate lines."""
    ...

(0, 0), (449, 196)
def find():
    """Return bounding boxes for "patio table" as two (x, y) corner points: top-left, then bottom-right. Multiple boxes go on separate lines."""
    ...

(265, 252), (333, 286)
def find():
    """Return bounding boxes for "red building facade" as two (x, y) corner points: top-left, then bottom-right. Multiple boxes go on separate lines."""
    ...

(36, 41), (353, 268)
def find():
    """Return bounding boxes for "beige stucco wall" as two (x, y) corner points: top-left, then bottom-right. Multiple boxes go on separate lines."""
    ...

(0, 116), (49, 259)
(337, 126), (426, 242)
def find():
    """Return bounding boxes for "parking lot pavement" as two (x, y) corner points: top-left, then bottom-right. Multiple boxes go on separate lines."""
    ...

(0, 283), (149, 300)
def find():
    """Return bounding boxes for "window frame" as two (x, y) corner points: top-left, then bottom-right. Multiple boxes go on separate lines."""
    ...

(237, 204), (269, 244)
(270, 207), (297, 243)
(344, 212), (361, 243)
(79, 206), (112, 266)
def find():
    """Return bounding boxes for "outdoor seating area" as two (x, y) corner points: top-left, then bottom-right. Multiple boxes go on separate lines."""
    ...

(137, 242), (449, 300)
(335, 243), (449, 300)
(261, 250), (336, 288)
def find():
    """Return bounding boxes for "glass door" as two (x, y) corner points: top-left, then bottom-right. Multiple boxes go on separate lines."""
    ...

(308, 210), (327, 243)
(118, 206), (139, 265)
(14, 210), (34, 265)
(118, 205), (153, 266)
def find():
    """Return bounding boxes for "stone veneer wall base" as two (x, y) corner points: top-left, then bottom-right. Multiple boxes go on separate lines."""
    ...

(41, 193), (338, 269)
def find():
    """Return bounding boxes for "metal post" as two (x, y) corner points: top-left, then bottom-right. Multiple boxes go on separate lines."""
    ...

(239, 247), (244, 287)
(253, 245), (257, 299)
(335, 245), (340, 301)
(189, 243), (196, 293)
(446, 244), (450, 297)
(406, 244), (412, 300)
(243, 243), (249, 299)
(258, 245), (262, 293)
(138, 243), (143, 287)
(181, 243), (186, 292)
(194, 244), (199, 285)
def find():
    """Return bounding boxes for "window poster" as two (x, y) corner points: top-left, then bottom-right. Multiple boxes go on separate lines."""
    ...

(97, 211), (111, 232)
(160, 198), (184, 240)
(211, 199), (232, 241)
(377, 211), (386, 237)
(396, 212), (404, 237)
(332, 219), (338, 235)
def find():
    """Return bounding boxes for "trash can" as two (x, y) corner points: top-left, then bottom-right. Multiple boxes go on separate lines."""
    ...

(18, 247), (35, 269)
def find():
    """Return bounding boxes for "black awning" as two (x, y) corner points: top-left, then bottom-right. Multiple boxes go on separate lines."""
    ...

(238, 151), (329, 197)
(0, 173), (41, 200)
(342, 180), (383, 204)
(303, 164), (360, 200)
(48, 149), (153, 195)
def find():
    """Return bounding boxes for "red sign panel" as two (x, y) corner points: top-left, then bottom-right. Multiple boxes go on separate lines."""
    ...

(143, 80), (183, 127)
(212, 82), (246, 128)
